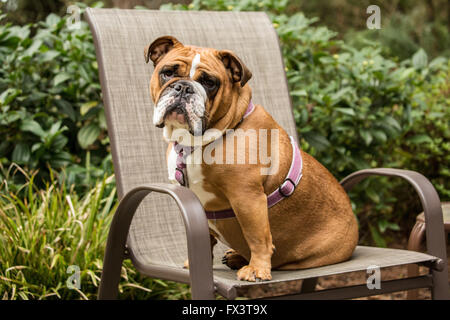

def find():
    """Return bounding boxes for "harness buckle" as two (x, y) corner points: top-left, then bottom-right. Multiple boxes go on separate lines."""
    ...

(278, 178), (296, 198)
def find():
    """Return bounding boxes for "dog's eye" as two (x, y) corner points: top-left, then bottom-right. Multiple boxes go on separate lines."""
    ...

(161, 70), (174, 80)
(202, 78), (216, 89)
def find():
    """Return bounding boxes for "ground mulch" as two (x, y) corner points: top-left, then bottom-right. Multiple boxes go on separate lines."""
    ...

(238, 239), (450, 299)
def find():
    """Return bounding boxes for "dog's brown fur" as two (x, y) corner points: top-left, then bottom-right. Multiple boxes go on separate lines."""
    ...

(147, 36), (359, 281)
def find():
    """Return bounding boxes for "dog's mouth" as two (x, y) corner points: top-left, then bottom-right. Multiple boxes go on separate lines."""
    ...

(157, 101), (188, 128)
(158, 98), (208, 136)
(153, 80), (208, 137)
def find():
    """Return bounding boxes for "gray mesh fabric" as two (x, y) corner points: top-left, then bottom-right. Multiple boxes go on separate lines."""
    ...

(212, 246), (436, 298)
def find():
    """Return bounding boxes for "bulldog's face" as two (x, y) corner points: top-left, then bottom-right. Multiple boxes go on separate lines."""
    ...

(145, 36), (252, 144)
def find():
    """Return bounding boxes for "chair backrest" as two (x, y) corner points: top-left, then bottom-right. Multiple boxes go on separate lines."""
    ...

(86, 8), (296, 267)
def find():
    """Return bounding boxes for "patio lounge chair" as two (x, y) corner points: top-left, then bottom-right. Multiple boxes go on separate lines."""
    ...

(85, 8), (449, 300)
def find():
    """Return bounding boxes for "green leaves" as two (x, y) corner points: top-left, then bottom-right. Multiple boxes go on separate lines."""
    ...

(301, 131), (331, 152)
(0, 7), (106, 182)
(412, 48), (428, 69)
(12, 143), (31, 164)
(39, 50), (60, 63)
(77, 124), (101, 149)
(0, 88), (21, 106)
(368, 219), (400, 248)
(371, 130), (387, 144)
(330, 87), (353, 106)
(53, 73), (72, 86)
(359, 129), (373, 146)
(335, 107), (355, 116)
(15, 119), (71, 168)
(22, 39), (43, 58)
(378, 219), (400, 233)
(20, 119), (46, 138)
(291, 89), (308, 97)
(408, 134), (433, 144)
(382, 116), (401, 132)
(368, 223), (387, 248)
(80, 101), (98, 116)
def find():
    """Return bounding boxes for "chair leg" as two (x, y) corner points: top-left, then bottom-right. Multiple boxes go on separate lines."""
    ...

(98, 246), (127, 300)
(300, 278), (318, 293)
(430, 268), (450, 300)
(407, 220), (426, 300)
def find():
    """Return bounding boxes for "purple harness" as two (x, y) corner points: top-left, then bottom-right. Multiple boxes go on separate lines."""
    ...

(173, 101), (303, 219)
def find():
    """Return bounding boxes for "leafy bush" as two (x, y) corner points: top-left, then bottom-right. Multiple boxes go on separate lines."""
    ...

(162, 0), (450, 246)
(0, 164), (190, 299)
(0, 5), (111, 192)
(345, 12), (450, 61)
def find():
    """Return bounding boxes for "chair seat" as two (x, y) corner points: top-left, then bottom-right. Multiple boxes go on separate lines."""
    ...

(130, 244), (438, 299)
(212, 246), (438, 299)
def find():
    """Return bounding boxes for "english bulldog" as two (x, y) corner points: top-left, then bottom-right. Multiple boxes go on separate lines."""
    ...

(145, 36), (358, 282)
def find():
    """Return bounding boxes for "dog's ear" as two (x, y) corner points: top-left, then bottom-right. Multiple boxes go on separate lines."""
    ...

(145, 36), (182, 66)
(218, 50), (252, 87)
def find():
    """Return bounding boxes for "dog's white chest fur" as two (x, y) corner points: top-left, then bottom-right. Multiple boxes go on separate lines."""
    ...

(167, 145), (230, 246)
(167, 145), (178, 184)
(167, 145), (216, 206)
(186, 154), (217, 206)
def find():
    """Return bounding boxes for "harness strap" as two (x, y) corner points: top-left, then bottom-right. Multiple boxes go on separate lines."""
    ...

(173, 142), (191, 187)
(205, 136), (303, 220)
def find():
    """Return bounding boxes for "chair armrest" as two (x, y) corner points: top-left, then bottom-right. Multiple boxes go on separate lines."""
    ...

(340, 168), (449, 298)
(340, 168), (445, 256)
(98, 183), (214, 300)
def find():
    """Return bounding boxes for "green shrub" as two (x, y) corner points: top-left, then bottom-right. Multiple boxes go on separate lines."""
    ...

(344, 11), (450, 61)
(0, 4), (111, 192)
(0, 164), (190, 299)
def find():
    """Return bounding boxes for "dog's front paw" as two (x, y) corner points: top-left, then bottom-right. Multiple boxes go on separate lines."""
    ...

(237, 265), (272, 282)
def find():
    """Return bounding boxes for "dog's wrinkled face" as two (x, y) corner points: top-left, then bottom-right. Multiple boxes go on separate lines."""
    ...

(145, 36), (252, 144)
(152, 53), (211, 136)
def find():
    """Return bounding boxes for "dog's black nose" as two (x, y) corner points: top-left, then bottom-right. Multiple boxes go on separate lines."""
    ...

(173, 81), (194, 97)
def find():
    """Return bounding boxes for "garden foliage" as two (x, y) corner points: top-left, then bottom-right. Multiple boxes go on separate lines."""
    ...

(0, 6), (111, 192)
(0, 165), (190, 299)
